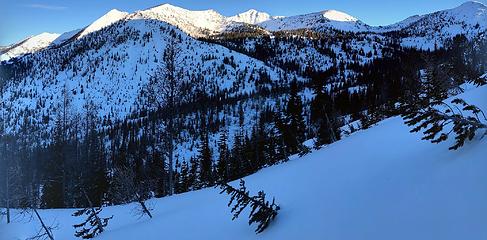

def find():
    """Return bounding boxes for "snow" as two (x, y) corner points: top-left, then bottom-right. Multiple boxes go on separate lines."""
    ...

(321, 9), (358, 22)
(3, 1), (486, 55)
(0, 32), (60, 61)
(52, 29), (82, 45)
(78, 9), (129, 39)
(3, 85), (487, 240)
(375, 15), (422, 32)
(228, 9), (273, 24)
(134, 4), (240, 37)
(259, 10), (370, 32)
(0, 16), (291, 139)
(393, 1), (487, 49)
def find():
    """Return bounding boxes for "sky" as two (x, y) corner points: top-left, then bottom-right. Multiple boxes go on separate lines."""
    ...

(1, 0), (486, 46)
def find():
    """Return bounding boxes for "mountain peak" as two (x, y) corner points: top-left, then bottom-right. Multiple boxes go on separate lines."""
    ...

(458, 1), (487, 9)
(321, 10), (358, 22)
(0, 32), (60, 61)
(77, 8), (129, 39)
(229, 9), (273, 24)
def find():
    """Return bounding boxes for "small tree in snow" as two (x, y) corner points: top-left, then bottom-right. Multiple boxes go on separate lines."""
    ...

(402, 98), (487, 150)
(28, 209), (57, 240)
(219, 179), (280, 234)
(72, 191), (112, 239)
(111, 166), (153, 219)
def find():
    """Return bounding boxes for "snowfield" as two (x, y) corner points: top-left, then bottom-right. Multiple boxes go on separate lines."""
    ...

(2, 85), (486, 240)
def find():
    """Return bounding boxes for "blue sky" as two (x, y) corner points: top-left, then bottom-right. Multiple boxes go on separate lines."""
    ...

(1, 0), (486, 46)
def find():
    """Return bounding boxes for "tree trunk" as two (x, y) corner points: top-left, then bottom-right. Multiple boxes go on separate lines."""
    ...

(83, 191), (104, 233)
(6, 165), (10, 224)
(136, 194), (153, 219)
(34, 209), (55, 240)
(168, 116), (174, 196)
(324, 112), (337, 143)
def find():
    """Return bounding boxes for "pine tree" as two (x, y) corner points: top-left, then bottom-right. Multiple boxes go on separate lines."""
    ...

(41, 116), (65, 209)
(198, 131), (214, 187)
(229, 130), (245, 180)
(81, 100), (108, 207)
(188, 157), (201, 190)
(422, 55), (451, 103)
(285, 80), (306, 154)
(402, 98), (487, 150)
(176, 161), (190, 193)
(219, 179), (280, 234)
(216, 129), (230, 184)
(73, 191), (112, 239)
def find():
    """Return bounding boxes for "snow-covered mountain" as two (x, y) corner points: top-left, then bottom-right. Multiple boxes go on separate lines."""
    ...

(228, 9), (274, 24)
(77, 9), (129, 39)
(259, 9), (370, 32)
(0, 32), (60, 61)
(388, 1), (487, 49)
(131, 4), (245, 38)
(51, 29), (82, 46)
(3, 1), (487, 60)
(3, 84), (487, 240)
(0, 1), (486, 144)
(0, 12), (292, 135)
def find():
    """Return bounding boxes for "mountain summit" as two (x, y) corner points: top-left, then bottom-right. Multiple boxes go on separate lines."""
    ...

(228, 9), (274, 24)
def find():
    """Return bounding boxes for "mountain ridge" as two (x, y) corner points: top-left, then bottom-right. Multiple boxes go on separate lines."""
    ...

(2, 1), (486, 60)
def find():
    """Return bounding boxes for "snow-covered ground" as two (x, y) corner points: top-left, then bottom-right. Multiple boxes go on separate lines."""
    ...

(2, 85), (486, 240)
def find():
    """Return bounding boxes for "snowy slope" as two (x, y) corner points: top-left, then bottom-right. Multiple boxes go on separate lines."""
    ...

(78, 9), (129, 39)
(52, 29), (82, 45)
(0, 15), (291, 135)
(228, 9), (274, 24)
(132, 4), (244, 37)
(259, 9), (370, 32)
(375, 15), (423, 32)
(0, 33), (60, 61)
(3, 85), (487, 240)
(396, 1), (487, 49)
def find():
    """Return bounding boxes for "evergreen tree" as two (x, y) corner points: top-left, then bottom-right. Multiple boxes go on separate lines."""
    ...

(198, 131), (214, 187)
(216, 129), (230, 184)
(402, 98), (487, 150)
(219, 179), (280, 234)
(176, 161), (190, 193)
(41, 116), (65, 209)
(73, 191), (112, 239)
(284, 80), (306, 153)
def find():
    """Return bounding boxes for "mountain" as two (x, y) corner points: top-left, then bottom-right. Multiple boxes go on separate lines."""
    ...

(0, 11), (291, 135)
(375, 15), (423, 32)
(4, 2), (487, 59)
(390, 1), (487, 49)
(259, 9), (370, 32)
(1, 3), (486, 238)
(132, 4), (245, 38)
(0, 32), (60, 61)
(0, 10), (129, 61)
(52, 29), (82, 46)
(228, 9), (274, 24)
(77, 9), (129, 39)
(3, 84), (487, 240)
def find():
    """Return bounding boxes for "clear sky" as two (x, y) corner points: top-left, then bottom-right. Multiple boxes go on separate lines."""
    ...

(1, 0), (486, 46)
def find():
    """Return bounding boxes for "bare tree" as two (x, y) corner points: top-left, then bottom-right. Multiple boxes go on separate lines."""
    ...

(28, 209), (56, 240)
(146, 33), (184, 196)
(111, 166), (153, 219)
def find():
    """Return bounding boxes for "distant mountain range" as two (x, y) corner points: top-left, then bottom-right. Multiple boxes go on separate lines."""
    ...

(2, 1), (486, 60)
